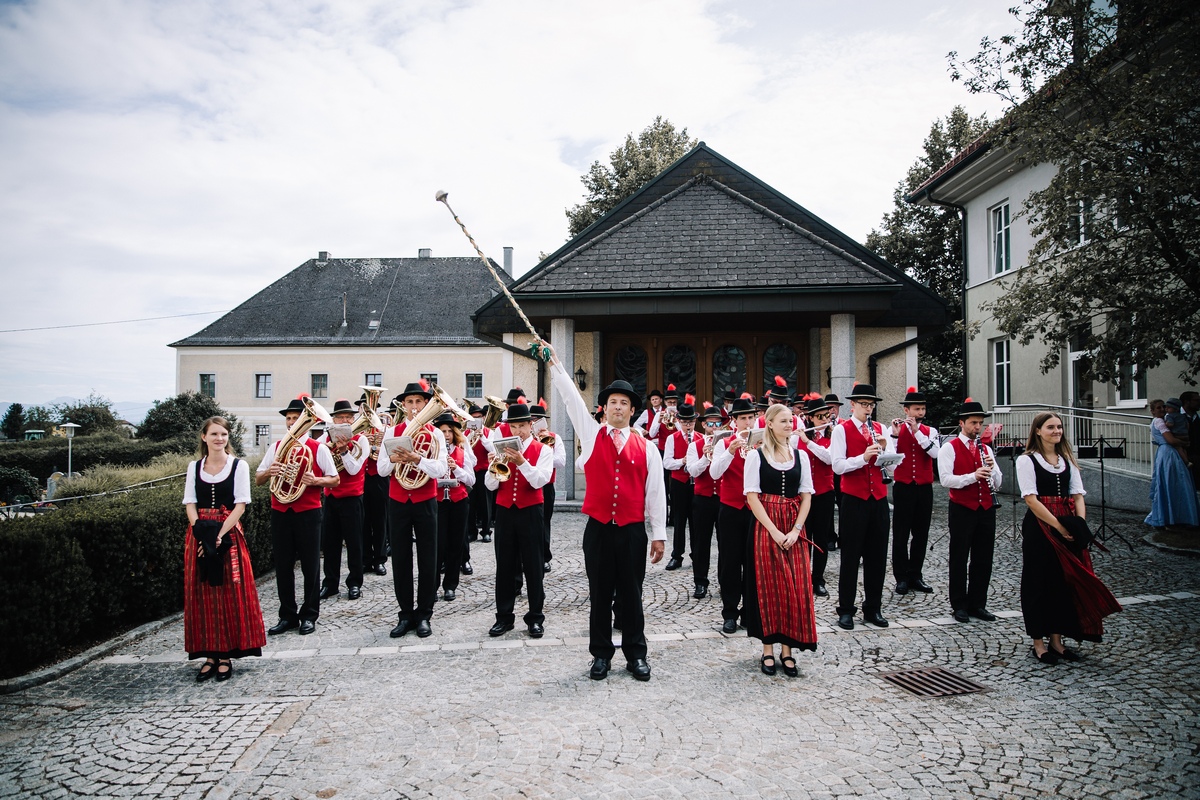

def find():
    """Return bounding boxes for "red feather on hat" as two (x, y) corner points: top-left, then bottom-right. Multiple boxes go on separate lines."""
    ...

(684, 393), (695, 405)
(774, 375), (787, 388)
(907, 386), (917, 394)
(418, 378), (430, 392)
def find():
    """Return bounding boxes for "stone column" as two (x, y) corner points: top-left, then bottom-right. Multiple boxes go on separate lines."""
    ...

(830, 313), (856, 401)
(551, 318), (576, 500)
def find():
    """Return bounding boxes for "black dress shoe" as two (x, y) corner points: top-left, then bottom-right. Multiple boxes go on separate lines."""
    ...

(268, 619), (298, 636)
(415, 620), (432, 638)
(664, 557), (683, 571)
(693, 584), (708, 599)
(911, 578), (933, 593)
(489, 621), (514, 637)
(969, 607), (997, 622)
(626, 658), (651, 681)
(895, 580), (909, 595)
(347, 586), (362, 600)
(389, 619), (413, 638)
(319, 584), (338, 600)
(443, 589), (456, 601)
(837, 614), (855, 630)
(813, 582), (829, 598)
(543, 561), (552, 573)
(864, 612), (889, 628)
(721, 619), (738, 634)
(461, 561), (473, 576)
(527, 622), (544, 638)
(298, 620), (316, 635)
(953, 609), (971, 623)
(374, 564), (388, 576)
(589, 658), (610, 680)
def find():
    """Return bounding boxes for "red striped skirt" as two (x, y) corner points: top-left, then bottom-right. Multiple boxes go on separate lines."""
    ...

(751, 494), (817, 650)
(183, 508), (266, 660)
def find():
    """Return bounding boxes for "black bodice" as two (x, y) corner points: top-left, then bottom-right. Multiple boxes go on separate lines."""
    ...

(757, 449), (804, 497)
(195, 458), (239, 511)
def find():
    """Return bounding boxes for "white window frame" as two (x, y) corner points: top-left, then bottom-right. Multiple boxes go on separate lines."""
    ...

(465, 373), (483, 399)
(198, 373), (216, 398)
(310, 373), (329, 399)
(991, 202), (1012, 275)
(255, 373), (273, 399)
(992, 338), (1011, 407)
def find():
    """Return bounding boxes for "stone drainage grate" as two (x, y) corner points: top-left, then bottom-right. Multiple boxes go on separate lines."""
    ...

(878, 667), (990, 698)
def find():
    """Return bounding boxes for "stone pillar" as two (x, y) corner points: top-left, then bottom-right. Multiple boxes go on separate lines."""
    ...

(830, 313), (856, 401)
(551, 317), (576, 500)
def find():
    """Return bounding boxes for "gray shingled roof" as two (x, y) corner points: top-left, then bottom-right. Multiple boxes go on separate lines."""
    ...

(172, 256), (507, 347)
(515, 177), (895, 293)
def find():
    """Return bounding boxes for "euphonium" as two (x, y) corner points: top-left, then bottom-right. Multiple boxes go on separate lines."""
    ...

(270, 397), (333, 503)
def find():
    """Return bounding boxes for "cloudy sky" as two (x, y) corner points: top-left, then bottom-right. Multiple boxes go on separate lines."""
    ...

(0, 0), (1017, 419)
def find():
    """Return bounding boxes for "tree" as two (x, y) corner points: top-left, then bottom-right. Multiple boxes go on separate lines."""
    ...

(56, 392), (121, 436)
(949, 0), (1200, 384)
(866, 107), (991, 428)
(565, 116), (697, 238)
(139, 391), (245, 453)
(1, 404), (24, 440)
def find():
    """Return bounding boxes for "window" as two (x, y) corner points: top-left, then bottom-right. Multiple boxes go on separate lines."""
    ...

(255, 373), (272, 399)
(465, 373), (483, 398)
(992, 339), (1011, 407)
(991, 202), (1011, 274)
(364, 373), (382, 387)
(1115, 362), (1147, 405)
(310, 373), (328, 399)
(420, 373), (439, 387)
(199, 373), (216, 398)
(255, 424), (271, 448)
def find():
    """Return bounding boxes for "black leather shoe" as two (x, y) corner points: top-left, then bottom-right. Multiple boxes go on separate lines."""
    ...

(461, 561), (473, 576)
(527, 622), (544, 638)
(590, 658), (610, 680)
(374, 564), (387, 576)
(969, 607), (997, 622)
(480, 533), (491, 543)
(298, 620), (316, 635)
(813, 582), (829, 598)
(416, 620), (432, 638)
(895, 580), (909, 595)
(389, 619), (413, 638)
(721, 619), (738, 634)
(489, 621), (514, 637)
(953, 609), (971, 623)
(665, 557), (683, 571)
(443, 589), (456, 601)
(837, 613), (854, 630)
(693, 584), (708, 599)
(911, 578), (933, 593)
(268, 619), (298, 636)
(864, 612), (889, 628)
(543, 561), (552, 573)
(319, 584), (338, 600)
(626, 658), (651, 681)
(347, 586), (362, 600)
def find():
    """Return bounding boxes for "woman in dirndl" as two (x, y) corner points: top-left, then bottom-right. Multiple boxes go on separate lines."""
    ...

(743, 403), (817, 677)
(183, 416), (266, 682)
(1018, 412), (1121, 665)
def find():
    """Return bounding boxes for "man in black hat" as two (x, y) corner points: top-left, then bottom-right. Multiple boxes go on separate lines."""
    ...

(938, 398), (1002, 623)
(317, 399), (370, 601)
(662, 396), (701, 571)
(359, 393), (390, 577)
(530, 399), (566, 572)
(545, 342), (666, 681)
(887, 387), (941, 596)
(829, 383), (894, 630)
(255, 395), (340, 636)
(376, 380), (448, 639)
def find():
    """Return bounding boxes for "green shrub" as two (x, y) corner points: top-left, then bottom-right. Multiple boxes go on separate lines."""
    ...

(0, 434), (194, 483)
(0, 466), (40, 504)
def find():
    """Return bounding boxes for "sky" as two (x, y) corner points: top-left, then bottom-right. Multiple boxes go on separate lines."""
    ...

(0, 0), (1018, 420)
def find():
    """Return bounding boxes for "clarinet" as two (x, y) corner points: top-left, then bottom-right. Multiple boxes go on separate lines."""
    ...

(976, 434), (997, 504)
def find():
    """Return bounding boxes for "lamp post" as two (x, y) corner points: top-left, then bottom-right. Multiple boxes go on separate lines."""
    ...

(61, 423), (80, 477)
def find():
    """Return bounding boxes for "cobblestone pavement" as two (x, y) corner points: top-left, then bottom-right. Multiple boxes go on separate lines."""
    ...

(2, 490), (1198, 799)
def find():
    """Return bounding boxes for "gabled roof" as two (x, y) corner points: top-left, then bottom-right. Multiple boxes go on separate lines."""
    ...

(172, 256), (509, 348)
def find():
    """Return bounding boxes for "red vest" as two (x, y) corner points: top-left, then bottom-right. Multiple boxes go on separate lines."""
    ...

(839, 419), (889, 501)
(326, 434), (367, 499)
(270, 438), (326, 512)
(669, 431), (702, 484)
(581, 428), (649, 525)
(440, 445), (470, 503)
(799, 437), (835, 495)
(947, 437), (995, 511)
(494, 438), (545, 510)
(692, 441), (717, 498)
(717, 440), (748, 509)
(386, 422), (439, 504)
(893, 424), (935, 485)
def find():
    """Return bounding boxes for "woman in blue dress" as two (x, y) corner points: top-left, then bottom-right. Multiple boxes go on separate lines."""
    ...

(1145, 399), (1199, 528)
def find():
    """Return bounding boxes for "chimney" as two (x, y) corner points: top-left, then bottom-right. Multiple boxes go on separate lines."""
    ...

(418, 248), (432, 259)
(318, 251), (330, 262)
(503, 246), (513, 276)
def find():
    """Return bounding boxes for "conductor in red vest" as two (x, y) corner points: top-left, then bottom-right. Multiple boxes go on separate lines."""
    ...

(938, 398), (1003, 623)
(545, 342), (667, 682)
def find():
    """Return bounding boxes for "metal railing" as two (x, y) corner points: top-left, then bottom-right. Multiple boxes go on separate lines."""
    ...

(978, 404), (1154, 479)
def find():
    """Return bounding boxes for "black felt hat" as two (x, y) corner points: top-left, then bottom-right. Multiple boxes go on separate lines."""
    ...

(279, 397), (307, 416)
(956, 398), (991, 418)
(901, 386), (927, 406)
(505, 402), (532, 423)
(846, 383), (883, 401)
(598, 380), (641, 413)
(504, 388), (526, 405)
(330, 399), (356, 415)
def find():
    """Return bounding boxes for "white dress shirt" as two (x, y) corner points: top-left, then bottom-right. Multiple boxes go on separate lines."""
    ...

(483, 434), (554, 491)
(1016, 452), (1085, 497)
(184, 457), (252, 505)
(256, 433), (339, 478)
(937, 433), (1003, 492)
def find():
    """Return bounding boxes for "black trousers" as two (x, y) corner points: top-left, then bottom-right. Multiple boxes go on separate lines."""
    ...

(494, 504), (546, 626)
(891, 481), (934, 583)
(670, 479), (694, 560)
(690, 494), (719, 587)
(437, 497), (469, 592)
(717, 502), (755, 622)
(270, 507), (322, 623)
(836, 495), (890, 617)
(807, 491), (835, 586)
(387, 497), (438, 622)
(470, 469), (492, 535)
(948, 502), (996, 611)
(362, 474), (389, 568)
(582, 519), (648, 661)
(322, 493), (364, 590)
(542, 482), (555, 563)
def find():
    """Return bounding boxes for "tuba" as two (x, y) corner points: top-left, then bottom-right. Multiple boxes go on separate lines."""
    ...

(270, 397), (333, 503)
(390, 384), (473, 491)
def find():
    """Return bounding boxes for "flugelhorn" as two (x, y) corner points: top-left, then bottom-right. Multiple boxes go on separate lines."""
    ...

(271, 397), (333, 503)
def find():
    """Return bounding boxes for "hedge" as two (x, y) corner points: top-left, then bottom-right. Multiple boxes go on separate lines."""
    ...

(0, 476), (275, 679)
(0, 434), (195, 484)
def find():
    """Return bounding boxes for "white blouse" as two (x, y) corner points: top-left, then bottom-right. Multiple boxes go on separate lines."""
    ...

(182, 457), (252, 505)
(743, 448), (814, 496)
(1016, 452), (1086, 498)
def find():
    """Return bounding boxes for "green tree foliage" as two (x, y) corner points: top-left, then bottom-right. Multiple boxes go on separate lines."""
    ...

(565, 116), (697, 238)
(57, 392), (122, 436)
(950, 0), (1200, 384)
(866, 106), (991, 429)
(139, 391), (245, 453)
(1, 403), (24, 440)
